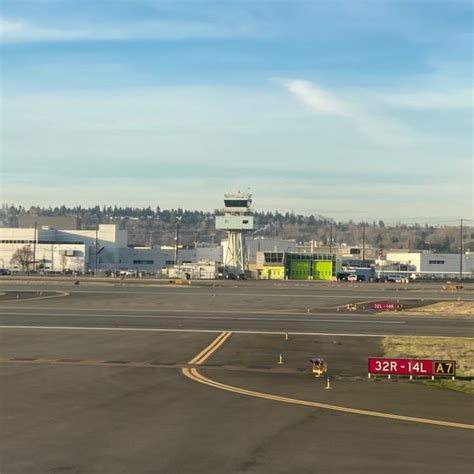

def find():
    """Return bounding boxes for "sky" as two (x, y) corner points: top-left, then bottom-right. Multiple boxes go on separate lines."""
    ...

(0, 0), (472, 223)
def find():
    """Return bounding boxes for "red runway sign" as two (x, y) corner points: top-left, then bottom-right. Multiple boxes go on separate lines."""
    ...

(368, 358), (456, 377)
(370, 302), (399, 311)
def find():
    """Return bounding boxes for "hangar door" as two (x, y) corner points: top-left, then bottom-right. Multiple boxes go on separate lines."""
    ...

(313, 261), (333, 280)
(290, 260), (310, 280)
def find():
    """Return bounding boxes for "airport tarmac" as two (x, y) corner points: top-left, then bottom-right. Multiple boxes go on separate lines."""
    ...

(0, 282), (473, 473)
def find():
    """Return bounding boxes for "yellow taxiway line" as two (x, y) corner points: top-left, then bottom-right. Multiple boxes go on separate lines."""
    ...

(187, 331), (232, 365)
(182, 332), (474, 431)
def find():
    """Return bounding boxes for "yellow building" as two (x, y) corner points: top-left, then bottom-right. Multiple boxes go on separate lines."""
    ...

(260, 265), (285, 280)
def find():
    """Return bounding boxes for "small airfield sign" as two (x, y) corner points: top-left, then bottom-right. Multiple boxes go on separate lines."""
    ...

(368, 358), (456, 379)
(433, 360), (456, 376)
(370, 302), (403, 311)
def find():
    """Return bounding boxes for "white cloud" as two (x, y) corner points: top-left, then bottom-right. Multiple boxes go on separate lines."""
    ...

(0, 18), (27, 35)
(279, 78), (419, 145)
(279, 77), (474, 149)
(279, 79), (354, 117)
(0, 15), (263, 43)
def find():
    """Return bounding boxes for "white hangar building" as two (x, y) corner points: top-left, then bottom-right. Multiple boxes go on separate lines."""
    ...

(0, 225), (127, 273)
(0, 224), (223, 274)
(385, 251), (474, 278)
(1, 223), (302, 276)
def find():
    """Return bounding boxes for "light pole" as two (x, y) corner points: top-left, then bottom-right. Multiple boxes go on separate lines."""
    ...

(175, 216), (182, 273)
(329, 223), (333, 253)
(95, 226), (99, 276)
(362, 222), (366, 266)
(459, 219), (465, 281)
(33, 221), (37, 273)
(458, 219), (474, 281)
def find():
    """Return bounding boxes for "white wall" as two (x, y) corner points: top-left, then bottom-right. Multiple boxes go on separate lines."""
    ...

(0, 242), (85, 272)
(168, 262), (218, 279)
(386, 252), (421, 269)
(118, 246), (223, 272)
(0, 225), (223, 273)
(35, 244), (86, 272)
(386, 251), (474, 276)
(228, 238), (297, 262)
(0, 225), (126, 271)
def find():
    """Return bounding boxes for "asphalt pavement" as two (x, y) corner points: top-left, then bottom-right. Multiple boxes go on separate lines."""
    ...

(0, 281), (473, 473)
(0, 282), (473, 337)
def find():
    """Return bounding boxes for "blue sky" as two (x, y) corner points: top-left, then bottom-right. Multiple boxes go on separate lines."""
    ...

(0, 0), (472, 222)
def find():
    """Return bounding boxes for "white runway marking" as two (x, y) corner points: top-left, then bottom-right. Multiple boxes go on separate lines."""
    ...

(3, 288), (472, 300)
(0, 311), (405, 324)
(1, 325), (471, 339)
(0, 325), (415, 337)
(0, 291), (69, 303)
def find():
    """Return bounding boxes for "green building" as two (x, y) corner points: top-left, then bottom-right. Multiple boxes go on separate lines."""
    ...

(257, 251), (340, 280)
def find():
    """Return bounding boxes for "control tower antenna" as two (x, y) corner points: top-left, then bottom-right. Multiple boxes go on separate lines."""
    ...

(215, 192), (255, 275)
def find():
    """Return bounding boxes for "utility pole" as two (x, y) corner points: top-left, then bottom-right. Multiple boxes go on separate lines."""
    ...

(95, 226), (99, 275)
(33, 221), (37, 272)
(459, 219), (463, 281)
(362, 222), (366, 266)
(329, 223), (333, 253)
(175, 216), (182, 270)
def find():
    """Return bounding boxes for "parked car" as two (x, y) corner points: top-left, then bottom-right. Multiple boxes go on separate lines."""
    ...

(120, 269), (138, 277)
(0, 268), (12, 275)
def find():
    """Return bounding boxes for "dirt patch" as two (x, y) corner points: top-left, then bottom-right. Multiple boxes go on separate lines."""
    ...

(403, 301), (474, 316)
(383, 336), (474, 394)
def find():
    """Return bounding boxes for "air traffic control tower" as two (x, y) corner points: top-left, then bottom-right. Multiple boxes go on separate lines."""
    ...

(215, 193), (255, 275)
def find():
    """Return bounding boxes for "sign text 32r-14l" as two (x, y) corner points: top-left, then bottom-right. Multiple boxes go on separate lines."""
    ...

(368, 358), (456, 377)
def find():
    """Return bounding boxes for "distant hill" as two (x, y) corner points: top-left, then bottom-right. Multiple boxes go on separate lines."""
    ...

(1, 204), (470, 253)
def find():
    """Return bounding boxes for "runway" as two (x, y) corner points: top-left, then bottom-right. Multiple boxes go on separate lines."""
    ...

(0, 282), (473, 337)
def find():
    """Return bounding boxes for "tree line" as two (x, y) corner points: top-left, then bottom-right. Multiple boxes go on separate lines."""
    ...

(1, 204), (471, 252)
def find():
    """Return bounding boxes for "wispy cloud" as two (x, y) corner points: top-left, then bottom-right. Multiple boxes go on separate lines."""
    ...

(279, 79), (353, 117)
(278, 77), (473, 149)
(0, 16), (263, 43)
(279, 78), (416, 145)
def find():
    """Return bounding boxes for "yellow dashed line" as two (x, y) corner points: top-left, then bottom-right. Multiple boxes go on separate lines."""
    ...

(182, 333), (474, 431)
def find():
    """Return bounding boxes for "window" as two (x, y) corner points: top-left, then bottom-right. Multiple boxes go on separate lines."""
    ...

(428, 260), (445, 265)
(133, 260), (154, 264)
(0, 240), (35, 244)
(224, 200), (248, 207)
(264, 252), (284, 263)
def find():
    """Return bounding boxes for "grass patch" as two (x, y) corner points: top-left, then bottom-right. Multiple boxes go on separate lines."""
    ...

(404, 301), (474, 316)
(383, 336), (474, 394)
